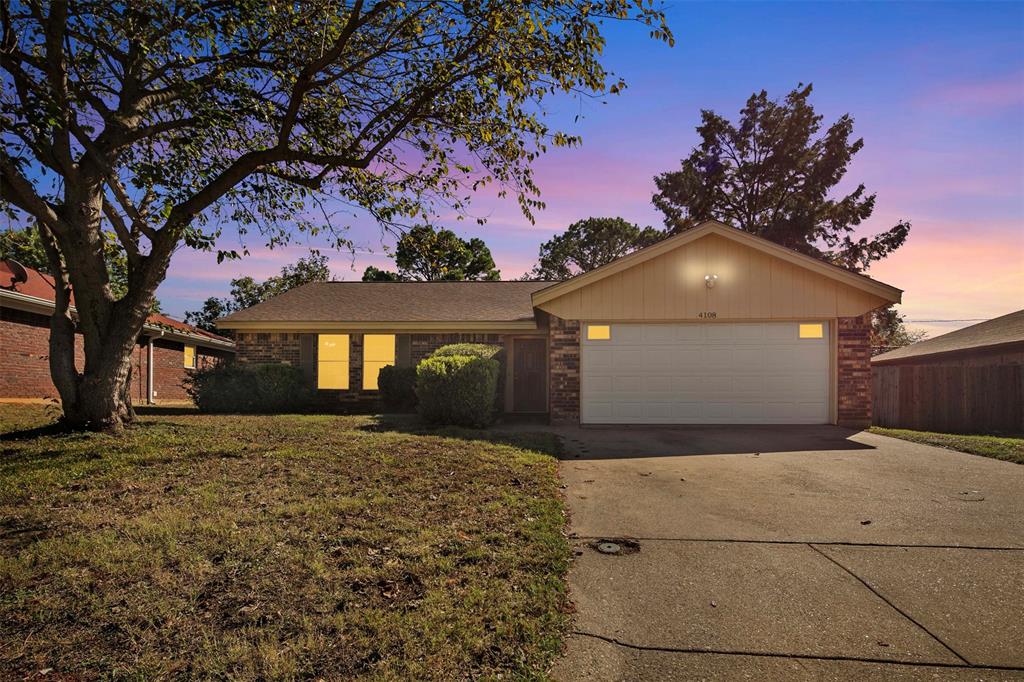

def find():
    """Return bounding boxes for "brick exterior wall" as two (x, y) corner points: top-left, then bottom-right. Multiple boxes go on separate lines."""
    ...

(410, 333), (503, 364)
(234, 332), (302, 365)
(837, 313), (873, 429)
(1, 305), (231, 403)
(233, 331), (509, 412)
(548, 317), (581, 425)
(1, 307), (84, 400)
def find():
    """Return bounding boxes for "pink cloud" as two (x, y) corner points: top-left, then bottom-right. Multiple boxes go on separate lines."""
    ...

(916, 72), (1024, 113)
(867, 229), (1024, 327)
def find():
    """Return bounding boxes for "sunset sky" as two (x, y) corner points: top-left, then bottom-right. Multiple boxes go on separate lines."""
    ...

(159, 1), (1024, 338)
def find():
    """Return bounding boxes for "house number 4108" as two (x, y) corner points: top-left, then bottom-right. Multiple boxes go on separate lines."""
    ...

(698, 312), (718, 319)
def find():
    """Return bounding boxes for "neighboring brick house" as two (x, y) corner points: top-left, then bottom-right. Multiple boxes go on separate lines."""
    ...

(1, 260), (235, 403)
(219, 220), (901, 428)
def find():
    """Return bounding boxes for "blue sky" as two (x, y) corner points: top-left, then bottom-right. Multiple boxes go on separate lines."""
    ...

(161, 1), (1024, 337)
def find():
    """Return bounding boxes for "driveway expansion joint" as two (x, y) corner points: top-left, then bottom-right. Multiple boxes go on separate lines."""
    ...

(806, 543), (972, 666)
(569, 630), (1024, 672)
(573, 535), (1024, 552)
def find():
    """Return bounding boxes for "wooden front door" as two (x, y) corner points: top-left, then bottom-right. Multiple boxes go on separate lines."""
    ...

(512, 338), (547, 413)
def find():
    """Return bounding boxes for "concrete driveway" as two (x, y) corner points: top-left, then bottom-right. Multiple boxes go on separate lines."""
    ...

(548, 426), (1024, 680)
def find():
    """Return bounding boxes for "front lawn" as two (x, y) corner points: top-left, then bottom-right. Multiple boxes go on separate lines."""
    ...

(0, 404), (570, 679)
(870, 426), (1024, 465)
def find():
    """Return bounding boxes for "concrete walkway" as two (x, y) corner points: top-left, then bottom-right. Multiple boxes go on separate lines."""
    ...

(548, 426), (1024, 680)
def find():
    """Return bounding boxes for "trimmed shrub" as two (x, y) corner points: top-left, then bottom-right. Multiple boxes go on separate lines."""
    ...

(186, 363), (311, 413)
(430, 343), (506, 412)
(378, 365), (418, 412)
(416, 354), (500, 427)
(430, 343), (503, 361)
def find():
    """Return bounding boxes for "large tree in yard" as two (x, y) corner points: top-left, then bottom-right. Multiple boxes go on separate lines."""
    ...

(652, 84), (912, 340)
(0, 0), (671, 431)
(528, 216), (664, 279)
(362, 224), (500, 281)
(653, 84), (910, 273)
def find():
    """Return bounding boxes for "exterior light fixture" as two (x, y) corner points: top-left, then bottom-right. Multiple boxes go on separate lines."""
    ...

(704, 274), (718, 289)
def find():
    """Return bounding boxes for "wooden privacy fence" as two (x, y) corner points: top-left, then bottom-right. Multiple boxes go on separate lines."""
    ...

(872, 363), (1024, 434)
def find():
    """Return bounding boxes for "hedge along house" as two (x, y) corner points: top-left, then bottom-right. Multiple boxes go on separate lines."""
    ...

(218, 221), (901, 428)
(1, 259), (235, 403)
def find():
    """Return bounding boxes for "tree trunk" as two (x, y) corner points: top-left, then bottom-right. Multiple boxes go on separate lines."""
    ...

(40, 206), (152, 433)
(48, 304), (140, 433)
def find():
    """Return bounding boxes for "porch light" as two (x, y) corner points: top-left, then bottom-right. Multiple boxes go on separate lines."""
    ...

(704, 274), (718, 289)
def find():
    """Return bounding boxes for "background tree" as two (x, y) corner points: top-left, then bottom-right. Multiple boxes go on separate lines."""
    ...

(361, 225), (500, 281)
(652, 84), (911, 339)
(0, 0), (671, 430)
(361, 265), (403, 282)
(653, 84), (910, 272)
(871, 308), (927, 355)
(1, 227), (160, 310)
(185, 252), (333, 332)
(528, 216), (664, 279)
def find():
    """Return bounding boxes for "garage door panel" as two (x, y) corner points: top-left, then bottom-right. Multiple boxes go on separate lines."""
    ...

(581, 322), (829, 425)
(731, 348), (765, 371)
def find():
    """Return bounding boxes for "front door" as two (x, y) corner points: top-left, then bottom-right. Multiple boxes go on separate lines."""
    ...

(513, 338), (547, 413)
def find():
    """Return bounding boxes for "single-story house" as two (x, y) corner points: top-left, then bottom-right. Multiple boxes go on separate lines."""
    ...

(1, 259), (235, 403)
(872, 309), (1024, 433)
(218, 220), (902, 427)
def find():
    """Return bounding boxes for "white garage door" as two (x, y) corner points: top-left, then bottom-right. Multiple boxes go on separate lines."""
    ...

(581, 322), (830, 425)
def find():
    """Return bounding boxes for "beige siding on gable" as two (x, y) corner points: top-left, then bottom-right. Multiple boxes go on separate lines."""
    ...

(538, 233), (889, 321)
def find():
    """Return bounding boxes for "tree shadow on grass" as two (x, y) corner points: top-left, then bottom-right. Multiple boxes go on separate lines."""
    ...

(357, 414), (564, 458)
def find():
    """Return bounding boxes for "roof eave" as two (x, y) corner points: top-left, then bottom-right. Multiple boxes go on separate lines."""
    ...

(872, 339), (1024, 365)
(532, 220), (903, 307)
(215, 319), (539, 332)
(1, 288), (235, 350)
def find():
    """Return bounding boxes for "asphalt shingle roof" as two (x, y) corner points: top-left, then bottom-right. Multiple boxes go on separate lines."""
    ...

(217, 281), (555, 324)
(872, 309), (1024, 364)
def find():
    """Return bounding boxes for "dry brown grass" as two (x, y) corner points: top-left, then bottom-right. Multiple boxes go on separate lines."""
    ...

(0, 405), (569, 680)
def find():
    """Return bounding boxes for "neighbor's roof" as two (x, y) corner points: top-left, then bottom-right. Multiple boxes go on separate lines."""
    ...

(217, 280), (554, 329)
(873, 309), (1024, 364)
(0, 259), (234, 348)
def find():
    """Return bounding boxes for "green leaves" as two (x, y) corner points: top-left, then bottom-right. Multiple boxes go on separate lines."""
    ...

(529, 216), (665, 279)
(653, 84), (910, 273)
(362, 225), (501, 281)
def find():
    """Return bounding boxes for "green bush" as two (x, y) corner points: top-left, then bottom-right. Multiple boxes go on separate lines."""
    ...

(416, 354), (500, 427)
(430, 343), (503, 361)
(378, 365), (418, 412)
(430, 343), (506, 412)
(186, 363), (311, 413)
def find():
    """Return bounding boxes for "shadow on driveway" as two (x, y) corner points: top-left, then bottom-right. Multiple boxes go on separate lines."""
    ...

(553, 424), (876, 459)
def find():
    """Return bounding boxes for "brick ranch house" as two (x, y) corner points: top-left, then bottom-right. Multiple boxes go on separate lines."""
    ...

(219, 220), (902, 428)
(1, 260), (235, 403)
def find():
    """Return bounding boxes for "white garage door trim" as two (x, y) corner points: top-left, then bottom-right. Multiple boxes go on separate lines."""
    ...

(581, 322), (830, 425)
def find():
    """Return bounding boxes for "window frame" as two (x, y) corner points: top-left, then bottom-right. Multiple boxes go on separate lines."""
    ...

(317, 334), (350, 390)
(362, 334), (396, 391)
(798, 323), (824, 339)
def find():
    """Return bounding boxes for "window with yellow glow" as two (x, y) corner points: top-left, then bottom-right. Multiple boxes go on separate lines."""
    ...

(318, 334), (350, 389)
(587, 324), (611, 340)
(362, 334), (396, 390)
(183, 344), (197, 368)
(799, 323), (824, 339)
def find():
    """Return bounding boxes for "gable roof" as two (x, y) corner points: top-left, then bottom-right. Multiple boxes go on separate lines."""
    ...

(217, 280), (552, 330)
(873, 309), (1024, 364)
(531, 220), (902, 307)
(0, 259), (234, 349)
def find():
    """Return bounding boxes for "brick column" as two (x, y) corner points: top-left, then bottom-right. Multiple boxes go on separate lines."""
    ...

(837, 313), (872, 429)
(549, 317), (581, 425)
